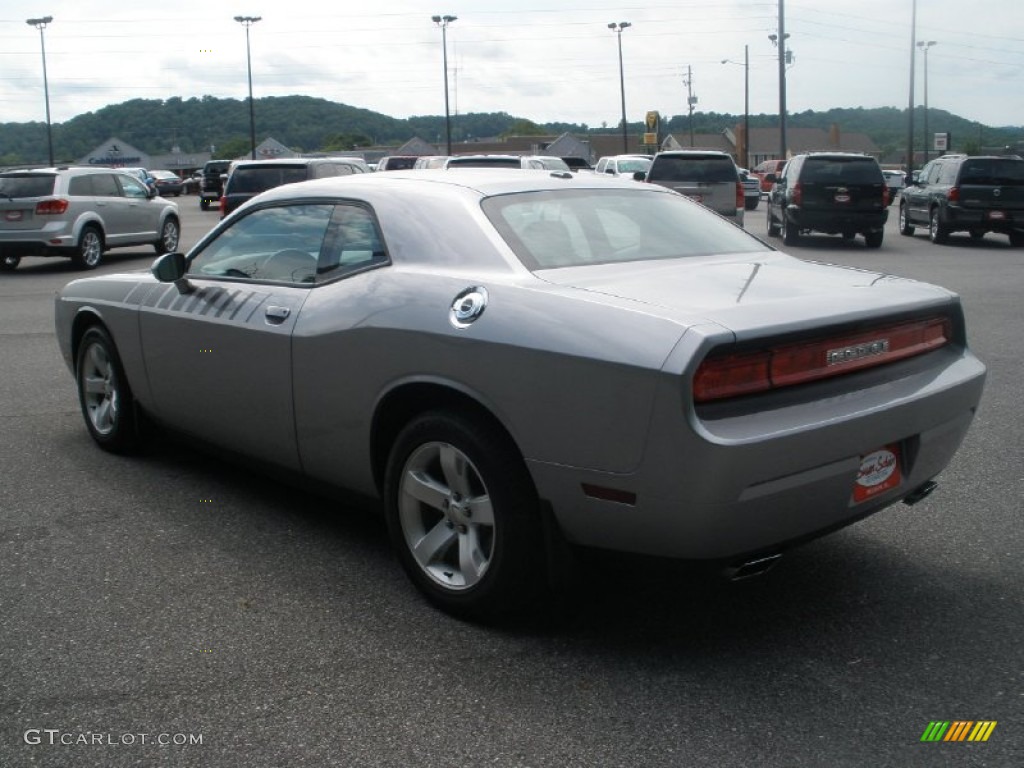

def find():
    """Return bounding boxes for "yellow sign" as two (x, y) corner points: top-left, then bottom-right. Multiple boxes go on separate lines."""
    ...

(645, 111), (659, 132)
(643, 133), (658, 146)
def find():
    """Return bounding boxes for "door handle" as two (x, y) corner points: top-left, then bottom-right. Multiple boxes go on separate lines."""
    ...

(265, 305), (291, 324)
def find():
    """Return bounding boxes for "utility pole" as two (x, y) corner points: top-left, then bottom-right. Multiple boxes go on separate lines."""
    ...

(683, 65), (697, 147)
(777, 0), (788, 159)
(906, 0), (917, 174)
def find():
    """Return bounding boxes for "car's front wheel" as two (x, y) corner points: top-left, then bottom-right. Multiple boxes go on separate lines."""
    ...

(154, 216), (180, 254)
(898, 202), (915, 236)
(0, 253), (20, 271)
(75, 325), (140, 453)
(781, 213), (799, 246)
(71, 226), (104, 269)
(929, 208), (949, 244)
(767, 206), (781, 237)
(384, 410), (545, 620)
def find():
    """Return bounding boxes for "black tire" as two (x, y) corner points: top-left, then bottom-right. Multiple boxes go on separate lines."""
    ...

(383, 410), (545, 620)
(864, 230), (884, 249)
(744, 198), (759, 211)
(929, 208), (949, 244)
(969, 229), (985, 241)
(0, 253), (20, 271)
(841, 231), (856, 241)
(781, 213), (799, 246)
(200, 199), (210, 211)
(767, 207), (781, 237)
(71, 225), (104, 269)
(1010, 231), (1024, 247)
(153, 216), (181, 254)
(898, 202), (914, 236)
(75, 325), (141, 454)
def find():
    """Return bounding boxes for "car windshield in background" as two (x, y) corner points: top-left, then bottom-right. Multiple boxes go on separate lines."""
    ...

(0, 174), (56, 198)
(801, 158), (883, 184)
(618, 158), (651, 173)
(448, 157), (521, 168)
(958, 158), (1024, 185)
(647, 156), (736, 182)
(230, 166), (309, 194)
(483, 188), (769, 270)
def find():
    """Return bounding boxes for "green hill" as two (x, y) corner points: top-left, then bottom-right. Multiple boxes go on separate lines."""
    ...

(1, 95), (1020, 166)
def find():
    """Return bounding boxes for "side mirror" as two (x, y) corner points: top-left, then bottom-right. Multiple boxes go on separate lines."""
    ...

(152, 252), (193, 293)
(633, 171), (647, 182)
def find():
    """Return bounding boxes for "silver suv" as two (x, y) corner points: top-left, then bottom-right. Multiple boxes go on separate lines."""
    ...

(0, 166), (180, 271)
(640, 150), (745, 226)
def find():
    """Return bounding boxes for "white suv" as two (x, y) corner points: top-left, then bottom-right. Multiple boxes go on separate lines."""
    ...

(0, 166), (180, 270)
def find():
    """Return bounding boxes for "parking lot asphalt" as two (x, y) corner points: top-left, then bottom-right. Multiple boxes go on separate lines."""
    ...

(1, 198), (1021, 767)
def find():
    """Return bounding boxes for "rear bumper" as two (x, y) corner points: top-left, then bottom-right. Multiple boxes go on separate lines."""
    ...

(788, 206), (888, 233)
(945, 205), (1021, 232)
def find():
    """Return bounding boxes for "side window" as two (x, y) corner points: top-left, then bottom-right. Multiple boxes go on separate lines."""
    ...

(188, 204), (334, 284)
(68, 175), (93, 196)
(317, 204), (388, 283)
(118, 175), (148, 199)
(938, 162), (959, 185)
(92, 174), (121, 197)
(921, 162), (939, 185)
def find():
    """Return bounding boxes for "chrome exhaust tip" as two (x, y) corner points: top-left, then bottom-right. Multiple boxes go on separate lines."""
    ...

(724, 553), (783, 581)
(902, 480), (938, 506)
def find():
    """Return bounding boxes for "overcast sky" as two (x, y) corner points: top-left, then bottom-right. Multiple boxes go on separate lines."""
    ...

(3, 0), (1022, 137)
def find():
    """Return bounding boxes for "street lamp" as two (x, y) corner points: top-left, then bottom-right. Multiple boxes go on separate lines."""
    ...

(25, 16), (55, 166)
(917, 40), (937, 164)
(608, 21), (631, 153)
(234, 15), (261, 160)
(721, 45), (750, 169)
(431, 15), (457, 155)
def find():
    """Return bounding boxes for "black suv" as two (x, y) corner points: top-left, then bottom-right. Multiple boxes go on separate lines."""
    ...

(199, 160), (231, 211)
(220, 157), (368, 218)
(767, 152), (888, 247)
(899, 154), (1024, 245)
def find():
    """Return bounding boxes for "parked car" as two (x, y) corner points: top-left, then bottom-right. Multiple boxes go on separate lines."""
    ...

(54, 170), (985, 619)
(752, 159), (787, 193)
(882, 169), (906, 200)
(899, 154), (1024, 245)
(376, 156), (420, 171)
(639, 150), (745, 226)
(199, 159), (231, 211)
(149, 170), (185, 196)
(594, 154), (651, 177)
(766, 152), (889, 247)
(738, 168), (761, 210)
(0, 166), (180, 271)
(444, 155), (571, 171)
(220, 157), (369, 218)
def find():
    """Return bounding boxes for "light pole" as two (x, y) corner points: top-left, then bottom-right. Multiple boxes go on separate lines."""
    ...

(608, 21), (631, 153)
(26, 16), (55, 166)
(234, 15), (261, 160)
(431, 15), (457, 155)
(721, 45), (750, 169)
(906, 0), (917, 174)
(917, 40), (937, 164)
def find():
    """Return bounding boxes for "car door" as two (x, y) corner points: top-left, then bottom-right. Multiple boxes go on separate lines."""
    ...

(138, 203), (334, 470)
(107, 173), (160, 246)
(904, 160), (938, 225)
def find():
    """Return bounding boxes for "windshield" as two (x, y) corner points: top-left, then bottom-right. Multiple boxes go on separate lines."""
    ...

(482, 188), (769, 270)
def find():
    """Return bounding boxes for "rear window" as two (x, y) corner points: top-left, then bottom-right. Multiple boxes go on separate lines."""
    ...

(380, 157), (418, 171)
(448, 157), (520, 168)
(648, 156), (737, 183)
(482, 188), (768, 271)
(0, 174), (56, 198)
(801, 157), (883, 185)
(958, 159), (1024, 185)
(228, 166), (309, 194)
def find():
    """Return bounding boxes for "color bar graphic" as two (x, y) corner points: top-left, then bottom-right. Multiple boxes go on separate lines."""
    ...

(920, 720), (997, 742)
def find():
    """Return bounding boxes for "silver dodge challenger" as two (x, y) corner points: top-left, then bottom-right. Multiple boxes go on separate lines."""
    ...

(55, 170), (986, 619)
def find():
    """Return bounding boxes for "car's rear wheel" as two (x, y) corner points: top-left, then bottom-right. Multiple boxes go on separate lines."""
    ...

(1010, 231), (1024, 247)
(864, 230), (884, 249)
(767, 207), (781, 237)
(384, 410), (545, 620)
(0, 253), (20, 271)
(744, 198), (759, 211)
(969, 229), (985, 241)
(75, 325), (140, 453)
(898, 202), (915, 236)
(781, 213), (799, 246)
(71, 226), (104, 269)
(154, 216), (180, 254)
(929, 208), (949, 244)
(200, 199), (210, 211)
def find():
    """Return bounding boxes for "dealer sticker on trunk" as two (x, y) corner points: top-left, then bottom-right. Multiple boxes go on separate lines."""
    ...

(853, 445), (901, 503)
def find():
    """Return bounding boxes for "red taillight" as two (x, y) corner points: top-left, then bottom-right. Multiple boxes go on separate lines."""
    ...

(35, 198), (69, 215)
(948, 187), (960, 203)
(791, 182), (802, 207)
(693, 316), (952, 403)
(882, 186), (890, 206)
(736, 181), (744, 209)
